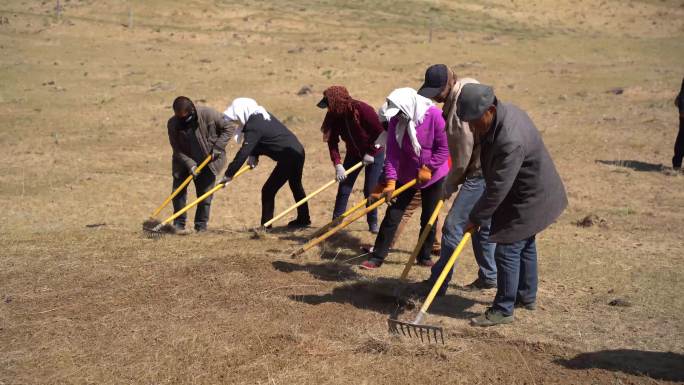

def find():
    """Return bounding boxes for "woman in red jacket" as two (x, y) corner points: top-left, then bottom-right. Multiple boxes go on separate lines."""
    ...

(318, 86), (385, 233)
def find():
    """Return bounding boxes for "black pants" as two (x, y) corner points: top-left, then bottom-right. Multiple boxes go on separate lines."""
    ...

(261, 150), (309, 225)
(673, 117), (684, 168)
(172, 168), (216, 231)
(370, 177), (445, 265)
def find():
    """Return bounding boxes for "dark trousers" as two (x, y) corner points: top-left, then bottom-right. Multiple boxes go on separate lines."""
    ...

(673, 117), (684, 168)
(369, 177), (445, 264)
(172, 168), (216, 231)
(332, 151), (385, 227)
(262, 150), (309, 225)
(491, 235), (538, 316)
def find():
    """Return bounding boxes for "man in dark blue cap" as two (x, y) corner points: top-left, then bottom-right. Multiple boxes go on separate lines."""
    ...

(457, 83), (568, 326)
(415, 65), (498, 295)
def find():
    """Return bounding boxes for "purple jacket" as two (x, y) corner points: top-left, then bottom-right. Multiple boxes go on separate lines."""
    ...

(384, 106), (449, 188)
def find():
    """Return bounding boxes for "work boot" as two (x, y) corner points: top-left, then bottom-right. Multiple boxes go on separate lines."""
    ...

(515, 300), (537, 311)
(175, 227), (194, 236)
(470, 308), (513, 327)
(461, 277), (497, 291)
(287, 217), (311, 229)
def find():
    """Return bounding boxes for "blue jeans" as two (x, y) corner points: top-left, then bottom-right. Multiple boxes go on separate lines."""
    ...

(492, 236), (538, 316)
(332, 151), (385, 227)
(428, 176), (497, 292)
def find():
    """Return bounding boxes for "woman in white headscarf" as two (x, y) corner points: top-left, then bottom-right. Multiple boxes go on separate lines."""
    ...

(220, 98), (310, 228)
(360, 88), (450, 270)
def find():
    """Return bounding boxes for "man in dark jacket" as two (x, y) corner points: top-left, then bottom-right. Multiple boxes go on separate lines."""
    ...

(220, 98), (310, 228)
(167, 96), (234, 233)
(673, 77), (684, 170)
(458, 84), (568, 326)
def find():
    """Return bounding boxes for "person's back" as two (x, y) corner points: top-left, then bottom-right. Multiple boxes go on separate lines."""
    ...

(243, 113), (303, 161)
(480, 101), (567, 244)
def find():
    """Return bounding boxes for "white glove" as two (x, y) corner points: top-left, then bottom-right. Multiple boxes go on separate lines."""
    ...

(247, 155), (258, 169)
(362, 154), (375, 165)
(335, 164), (347, 182)
(191, 166), (199, 178)
(219, 175), (232, 185)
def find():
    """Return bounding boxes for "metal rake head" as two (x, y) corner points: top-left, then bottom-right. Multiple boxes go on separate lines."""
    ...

(387, 318), (444, 344)
(142, 219), (175, 239)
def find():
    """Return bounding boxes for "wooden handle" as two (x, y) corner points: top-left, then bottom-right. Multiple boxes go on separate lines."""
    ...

(264, 162), (364, 228)
(292, 179), (417, 257)
(398, 199), (444, 282)
(150, 154), (213, 218)
(414, 230), (473, 322)
(160, 165), (251, 226)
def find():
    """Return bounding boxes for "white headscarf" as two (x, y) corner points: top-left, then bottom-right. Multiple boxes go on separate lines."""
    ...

(223, 97), (271, 144)
(384, 88), (434, 157)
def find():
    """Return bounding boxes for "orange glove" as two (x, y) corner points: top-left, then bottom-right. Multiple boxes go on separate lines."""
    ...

(380, 179), (396, 204)
(369, 181), (387, 202)
(417, 165), (432, 184)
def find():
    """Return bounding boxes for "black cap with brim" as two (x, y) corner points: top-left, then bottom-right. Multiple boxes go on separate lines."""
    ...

(316, 96), (328, 109)
(456, 83), (495, 121)
(417, 86), (442, 99)
(418, 64), (449, 99)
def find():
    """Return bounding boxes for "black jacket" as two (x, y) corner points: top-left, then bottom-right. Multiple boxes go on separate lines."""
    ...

(470, 102), (567, 243)
(225, 113), (304, 177)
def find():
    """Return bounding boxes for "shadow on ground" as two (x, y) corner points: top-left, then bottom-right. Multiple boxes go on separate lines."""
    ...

(272, 260), (363, 282)
(287, 276), (485, 319)
(596, 159), (665, 172)
(555, 350), (684, 382)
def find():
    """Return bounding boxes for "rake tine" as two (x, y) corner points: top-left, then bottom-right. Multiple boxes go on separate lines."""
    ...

(440, 329), (444, 344)
(419, 328), (424, 343)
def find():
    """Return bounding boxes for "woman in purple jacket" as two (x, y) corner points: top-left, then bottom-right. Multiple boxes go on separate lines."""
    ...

(360, 88), (450, 269)
(318, 86), (386, 233)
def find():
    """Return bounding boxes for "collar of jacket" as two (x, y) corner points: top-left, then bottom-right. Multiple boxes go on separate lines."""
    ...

(485, 101), (505, 144)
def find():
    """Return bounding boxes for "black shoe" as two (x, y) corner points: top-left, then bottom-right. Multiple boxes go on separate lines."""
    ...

(515, 300), (537, 310)
(461, 278), (497, 291)
(287, 218), (311, 229)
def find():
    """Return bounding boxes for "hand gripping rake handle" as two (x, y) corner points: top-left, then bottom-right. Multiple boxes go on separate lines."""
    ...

(150, 154), (213, 218)
(292, 179), (417, 257)
(156, 165), (251, 228)
(264, 162), (363, 228)
(412, 230), (473, 325)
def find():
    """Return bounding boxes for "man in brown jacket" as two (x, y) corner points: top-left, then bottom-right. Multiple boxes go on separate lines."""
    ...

(416, 64), (498, 295)
(167, 96), (234, 233)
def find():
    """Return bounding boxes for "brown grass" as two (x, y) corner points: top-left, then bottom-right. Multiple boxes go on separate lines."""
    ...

(1, 0), (683, 384)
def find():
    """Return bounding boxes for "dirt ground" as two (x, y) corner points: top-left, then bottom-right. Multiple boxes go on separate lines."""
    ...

(1, 0), (683, 384)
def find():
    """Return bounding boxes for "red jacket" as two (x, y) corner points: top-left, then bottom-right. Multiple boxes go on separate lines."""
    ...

(322, 101), (384, 165)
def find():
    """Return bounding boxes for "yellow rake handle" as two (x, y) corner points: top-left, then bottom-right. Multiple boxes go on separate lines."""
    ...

(264, 162), (364, 228)
(310, 195), (368, 238)
(292, 179), (417, 257)
(413, 230), (473, 324)
(150, 154), (213, 218)
(159, 165), (251, 226)
(398, 199), (444, 282)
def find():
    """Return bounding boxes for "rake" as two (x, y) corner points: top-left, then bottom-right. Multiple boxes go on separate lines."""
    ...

(309, 195), (369, 239)
(263, 162), (363, 228)
(291, 179), (417, 257)
(150, 155), (213, 218)
(142, 164), (251, 238)
(388, 230), (473, 344)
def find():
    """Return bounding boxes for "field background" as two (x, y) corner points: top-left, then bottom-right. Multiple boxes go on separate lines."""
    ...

(1, 0), (683, 384)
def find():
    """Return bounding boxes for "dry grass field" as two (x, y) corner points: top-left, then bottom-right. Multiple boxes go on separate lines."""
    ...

(1, 0), (683, 384)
